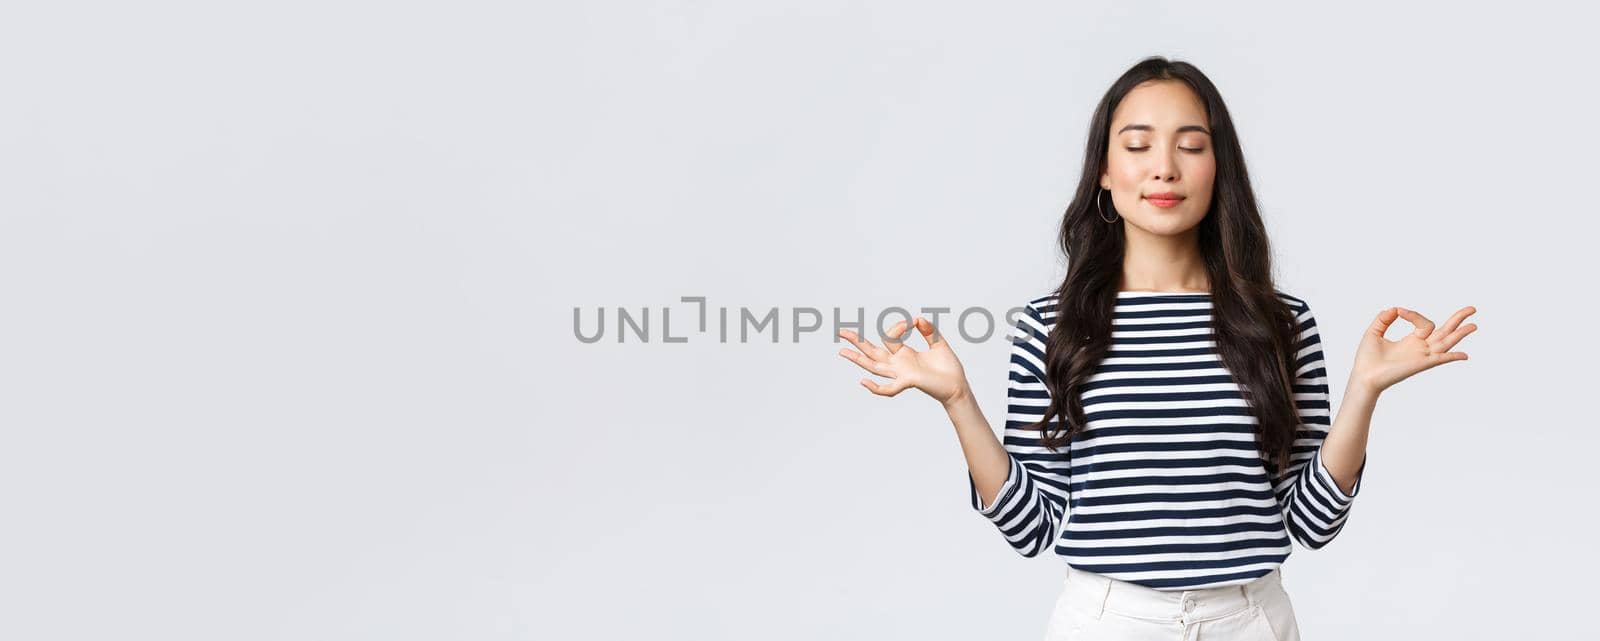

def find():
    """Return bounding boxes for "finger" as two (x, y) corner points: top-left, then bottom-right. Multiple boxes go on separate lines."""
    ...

(915, 316), (943, 347)
(883, 320), (913, 354)
(881, 317), (916, 352)
(838, 328), (889, 361)
(1394, 307), (1435, 339)
(1433, 306), (1477, 340)
(839, 347), (894, 377)
(1369, 307), (1402, 338)
(861, 377), (911, 397)
(1420, 350), (1470, 371)
(1434, 321), (1478, 352)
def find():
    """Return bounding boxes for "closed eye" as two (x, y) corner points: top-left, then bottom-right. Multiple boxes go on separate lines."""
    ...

(1126, 147), (1206, 153)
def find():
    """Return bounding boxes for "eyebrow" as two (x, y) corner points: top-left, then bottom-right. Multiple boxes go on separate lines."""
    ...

(1116, 124), (1211, 136)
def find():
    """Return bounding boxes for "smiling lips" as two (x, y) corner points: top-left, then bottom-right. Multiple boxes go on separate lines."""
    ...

(1145, 192), (1184, 208)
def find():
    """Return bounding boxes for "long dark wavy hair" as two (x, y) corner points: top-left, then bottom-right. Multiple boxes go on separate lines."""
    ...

(1029, 56), (1304, 478)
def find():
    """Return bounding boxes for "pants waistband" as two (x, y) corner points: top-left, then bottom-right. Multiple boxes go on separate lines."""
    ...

(1060, 564), (1283, 624)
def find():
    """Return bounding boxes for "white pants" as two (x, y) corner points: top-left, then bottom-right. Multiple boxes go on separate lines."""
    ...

(1043, 564), (1301, 640)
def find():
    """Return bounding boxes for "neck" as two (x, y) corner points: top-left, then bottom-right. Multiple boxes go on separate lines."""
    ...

(1119, 225), (1209, 292)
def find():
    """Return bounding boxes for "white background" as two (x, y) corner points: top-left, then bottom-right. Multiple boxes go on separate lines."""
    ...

(2, 1), (1595, 639)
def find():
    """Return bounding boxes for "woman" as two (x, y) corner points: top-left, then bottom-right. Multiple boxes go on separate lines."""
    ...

(835, 56), (1477, 640)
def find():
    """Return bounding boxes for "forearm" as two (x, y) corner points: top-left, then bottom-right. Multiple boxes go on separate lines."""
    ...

(1321, 376), (1379, 496)
(945, 385), (1011, 509)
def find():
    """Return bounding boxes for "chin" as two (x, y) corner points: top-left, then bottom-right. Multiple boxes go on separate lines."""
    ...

(1129, 216), (1203, 236)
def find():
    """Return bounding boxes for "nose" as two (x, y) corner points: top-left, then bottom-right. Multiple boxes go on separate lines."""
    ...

(1153, 147), (1180, 182)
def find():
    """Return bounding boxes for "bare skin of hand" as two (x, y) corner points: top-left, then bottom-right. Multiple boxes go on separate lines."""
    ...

(1350, 305), (1479, 394)
(837, 317), (971, 405)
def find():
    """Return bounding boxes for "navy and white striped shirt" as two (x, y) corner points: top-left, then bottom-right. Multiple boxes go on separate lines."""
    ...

(968, 290), (1367, 590)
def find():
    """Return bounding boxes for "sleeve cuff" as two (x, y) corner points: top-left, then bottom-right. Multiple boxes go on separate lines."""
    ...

(1311, 447), (1365, 506)
(969, 456), (1022, 517)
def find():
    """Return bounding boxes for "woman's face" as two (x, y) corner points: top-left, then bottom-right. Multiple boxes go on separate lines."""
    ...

(1101, 80), (1216, 236)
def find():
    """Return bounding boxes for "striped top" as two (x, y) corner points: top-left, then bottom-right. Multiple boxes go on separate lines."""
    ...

(968, 290), (1367, 590)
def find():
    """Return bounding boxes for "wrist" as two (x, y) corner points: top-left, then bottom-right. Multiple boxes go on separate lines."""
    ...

(942, 385), (975, 412)
(1345, 375), (1383, 403)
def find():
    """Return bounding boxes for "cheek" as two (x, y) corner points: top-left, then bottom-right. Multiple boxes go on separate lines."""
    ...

(1188, 158), (1217, 193)
(1108, 158), (1144, 184)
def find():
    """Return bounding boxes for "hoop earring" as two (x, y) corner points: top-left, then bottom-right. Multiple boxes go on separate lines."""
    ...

(1097, 187), (1120, 223)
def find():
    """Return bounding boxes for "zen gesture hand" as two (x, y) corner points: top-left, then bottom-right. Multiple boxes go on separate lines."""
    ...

(1351, 305), (1478, 394)
(838, 317), (970, 405)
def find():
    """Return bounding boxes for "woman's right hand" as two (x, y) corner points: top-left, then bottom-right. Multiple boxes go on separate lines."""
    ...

(837, 317), (972, 406)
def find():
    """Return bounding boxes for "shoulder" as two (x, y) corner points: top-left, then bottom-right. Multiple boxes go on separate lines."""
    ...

(1019, 292), (1061, 325)
(1007, 293), (1059, 348)
(1006, 295), (1057, 370)
(1272, 289), (1325, 344)
(1273, 288), (1314, 317)
(1024, 291), (1058, 312)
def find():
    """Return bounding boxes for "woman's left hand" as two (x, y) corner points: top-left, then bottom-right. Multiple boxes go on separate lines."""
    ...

(1351, 305), (1478, 394)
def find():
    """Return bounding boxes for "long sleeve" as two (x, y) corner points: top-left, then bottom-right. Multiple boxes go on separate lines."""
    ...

(967, 300), (1072, 558)
(1278, 301), (1368, 550)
